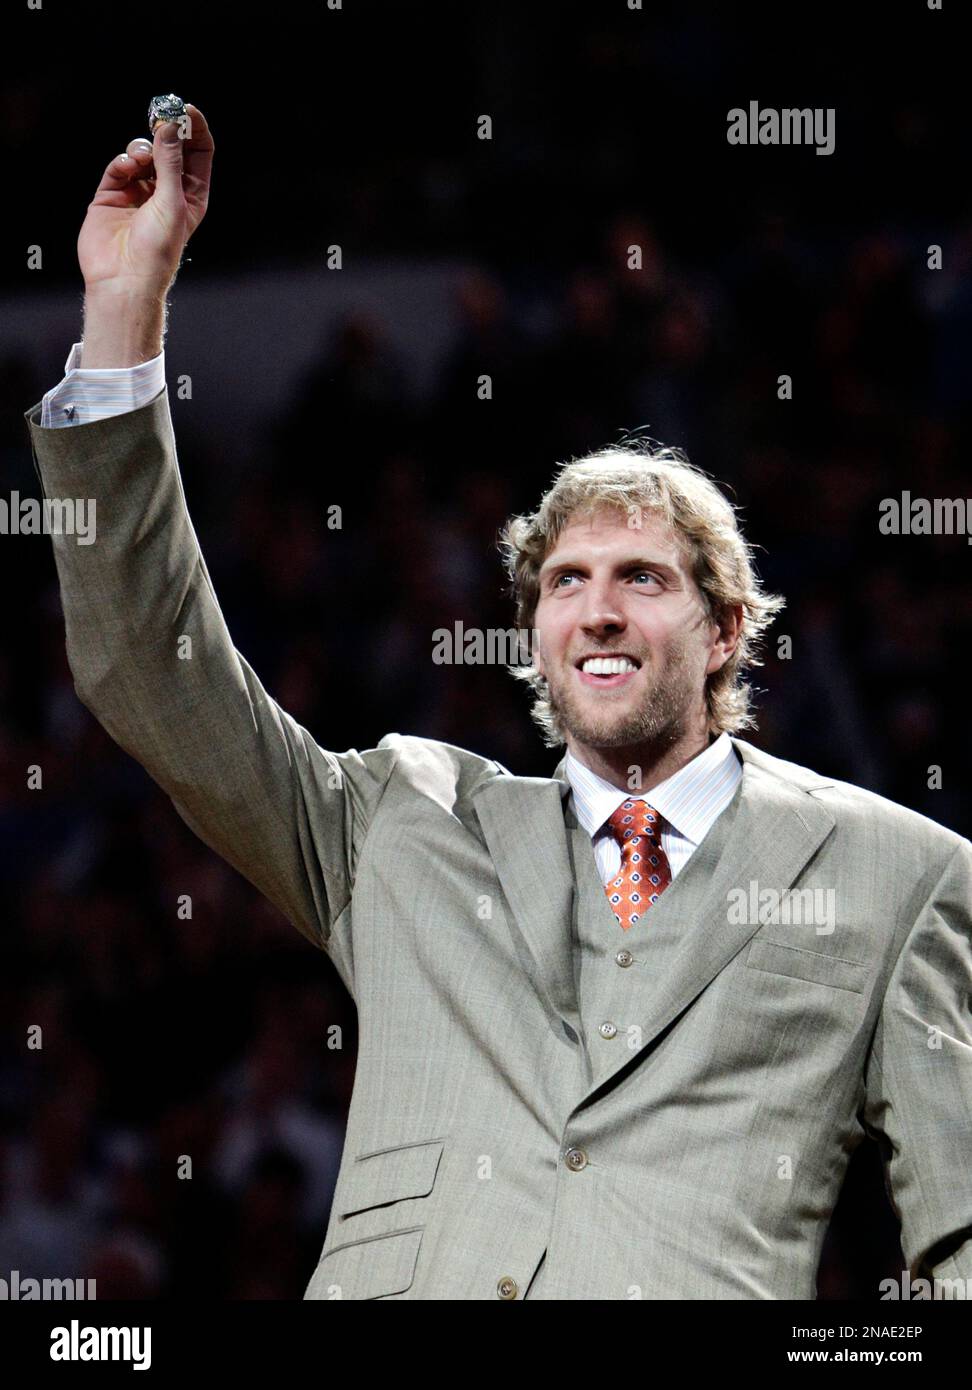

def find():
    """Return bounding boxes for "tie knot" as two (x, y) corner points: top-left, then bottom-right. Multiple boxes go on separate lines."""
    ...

(606, 798), (663, 848)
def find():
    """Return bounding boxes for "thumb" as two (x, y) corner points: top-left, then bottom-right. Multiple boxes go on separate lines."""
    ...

(151, 121), (184, 212)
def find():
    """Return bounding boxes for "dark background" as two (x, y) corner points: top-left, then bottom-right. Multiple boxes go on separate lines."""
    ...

(0, 0), (970, 1298)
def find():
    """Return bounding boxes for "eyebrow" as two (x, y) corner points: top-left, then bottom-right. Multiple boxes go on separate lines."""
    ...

(539, 555), (682, 583)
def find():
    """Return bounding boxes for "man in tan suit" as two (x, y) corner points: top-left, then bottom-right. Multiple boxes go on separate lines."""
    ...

(25, 104), (972, 1299)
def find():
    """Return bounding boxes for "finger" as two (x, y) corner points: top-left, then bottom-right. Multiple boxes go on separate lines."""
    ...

(94, 147), (153, 196)
(179, 104), (214, 193)
(115, 138), (155, 175)
(150, 115), (186, 214)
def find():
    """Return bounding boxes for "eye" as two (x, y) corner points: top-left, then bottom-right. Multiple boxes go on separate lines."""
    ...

(631, 571), (661, 586)
(554, 571), (580, 588)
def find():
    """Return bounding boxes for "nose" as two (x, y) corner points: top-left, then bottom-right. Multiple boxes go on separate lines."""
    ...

(579, 579), (626, 636)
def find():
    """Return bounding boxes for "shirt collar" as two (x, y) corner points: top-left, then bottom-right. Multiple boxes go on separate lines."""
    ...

(564, 732), (741, 847)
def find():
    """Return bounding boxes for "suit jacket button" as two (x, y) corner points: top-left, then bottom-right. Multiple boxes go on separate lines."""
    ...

(615, 949), (633, 967)
(598, 1021), (618, 1039)
(565, 1147), (588, 1171)
(497, 1276), (518, 1299)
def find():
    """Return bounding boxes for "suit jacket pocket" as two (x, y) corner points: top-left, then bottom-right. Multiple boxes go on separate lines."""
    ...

(745, 939), (867, 994)
(338, 1137), (445, 1219)
(308, 1226), (424, 1299)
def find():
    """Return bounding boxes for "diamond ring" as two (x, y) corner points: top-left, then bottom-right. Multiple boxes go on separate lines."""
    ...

(148, 94), (187, 136)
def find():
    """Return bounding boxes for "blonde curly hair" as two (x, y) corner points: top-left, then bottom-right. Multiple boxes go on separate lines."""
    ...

(497, 439), (785, 747)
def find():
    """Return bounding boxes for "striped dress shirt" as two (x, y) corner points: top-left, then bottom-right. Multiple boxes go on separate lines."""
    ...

(41, 342), (165, 429)
(565, 732), (742, 885)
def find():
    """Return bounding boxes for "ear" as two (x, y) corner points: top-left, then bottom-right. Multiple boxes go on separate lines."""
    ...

(531, 625), (547, 679)
(705, 602), (743, 676)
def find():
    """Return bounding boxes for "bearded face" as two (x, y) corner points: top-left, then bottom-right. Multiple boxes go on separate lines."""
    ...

(532, 508), (721, 760)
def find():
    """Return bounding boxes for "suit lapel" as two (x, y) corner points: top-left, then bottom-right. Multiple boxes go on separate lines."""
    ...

(471, 771), (579, 1031)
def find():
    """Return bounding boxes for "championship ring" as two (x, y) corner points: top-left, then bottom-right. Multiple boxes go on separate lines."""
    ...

(148, 94), (187, 135)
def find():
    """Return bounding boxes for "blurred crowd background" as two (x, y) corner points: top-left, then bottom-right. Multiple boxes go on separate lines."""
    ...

(0, 1), (969, 1298)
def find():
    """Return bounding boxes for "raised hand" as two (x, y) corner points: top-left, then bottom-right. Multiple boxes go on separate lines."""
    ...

(78, 102), (214, 297)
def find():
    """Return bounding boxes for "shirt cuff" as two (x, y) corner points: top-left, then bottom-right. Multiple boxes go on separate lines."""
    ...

(40, 341), (166, 429)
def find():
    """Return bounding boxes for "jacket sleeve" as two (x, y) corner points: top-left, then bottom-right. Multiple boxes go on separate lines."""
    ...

(861, 836), (972, 1286)
(24, 385), (397, 987)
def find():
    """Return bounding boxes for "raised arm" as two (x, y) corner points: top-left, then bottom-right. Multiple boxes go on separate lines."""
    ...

(24, 103), (398, 979)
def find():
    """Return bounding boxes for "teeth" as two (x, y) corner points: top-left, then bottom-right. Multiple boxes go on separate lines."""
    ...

(581, 657), (637, 675)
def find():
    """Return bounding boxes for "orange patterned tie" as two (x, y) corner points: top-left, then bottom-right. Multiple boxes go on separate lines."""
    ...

(604, 799), (672, 929)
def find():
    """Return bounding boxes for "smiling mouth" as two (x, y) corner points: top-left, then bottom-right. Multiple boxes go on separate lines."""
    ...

(575, 654), (642, 687)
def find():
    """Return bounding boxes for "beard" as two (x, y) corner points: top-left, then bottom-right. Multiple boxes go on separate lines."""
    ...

(543, 628), (702, 754)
